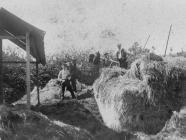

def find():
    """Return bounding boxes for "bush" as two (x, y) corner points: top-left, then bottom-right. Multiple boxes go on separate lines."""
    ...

(2, 47), (98, 103)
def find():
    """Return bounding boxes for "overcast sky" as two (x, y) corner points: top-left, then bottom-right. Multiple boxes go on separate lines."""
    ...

(1, 0), (186, 56)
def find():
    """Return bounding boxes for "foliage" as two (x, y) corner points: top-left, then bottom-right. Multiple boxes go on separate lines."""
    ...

(2, 47), (98, 103)
(127, 42), (150, 68)
(128, 42), (150, 56)
(176, 51), (186, 57)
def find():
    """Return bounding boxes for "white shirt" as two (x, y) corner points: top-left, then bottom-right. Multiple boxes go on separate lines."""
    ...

(118, 49), (122, 59)
(58, 69), (70, 80)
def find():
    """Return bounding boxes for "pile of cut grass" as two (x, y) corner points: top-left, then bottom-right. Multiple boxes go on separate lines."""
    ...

(137, 107), (186, 140)
(0, 105), (94, 140)
(94, 53), (186, 134)
(125, 54), (186, 107)
(14, 79), (61, 106)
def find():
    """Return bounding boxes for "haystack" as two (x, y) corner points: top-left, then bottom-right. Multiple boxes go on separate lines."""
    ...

(0, 105), (94, 140)
(157, 107), (186, 140)
(14, 79), (61, 105)
(93, 53), (186, 134)
(137, 107), (186, 140)
(14, 79), (83, 105)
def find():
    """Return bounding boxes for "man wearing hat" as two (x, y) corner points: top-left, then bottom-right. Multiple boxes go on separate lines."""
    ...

(69, 59), (77, 92)
(116, 44), (127, 68)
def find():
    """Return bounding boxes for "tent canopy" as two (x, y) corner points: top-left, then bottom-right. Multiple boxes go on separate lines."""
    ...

(0, 7), (46, 65)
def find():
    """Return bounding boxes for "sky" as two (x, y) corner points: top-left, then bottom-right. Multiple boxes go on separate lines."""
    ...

(0, 0), (186, 56)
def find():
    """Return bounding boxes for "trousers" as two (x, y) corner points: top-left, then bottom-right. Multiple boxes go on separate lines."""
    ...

(61, 79), (75, 99)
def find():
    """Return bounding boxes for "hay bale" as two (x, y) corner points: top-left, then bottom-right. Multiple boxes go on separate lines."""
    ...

(94, 77), (148, 131)
(93, 55), (186, 134)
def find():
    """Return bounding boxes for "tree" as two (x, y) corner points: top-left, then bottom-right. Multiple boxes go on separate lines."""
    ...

(128, 42), (150, 55)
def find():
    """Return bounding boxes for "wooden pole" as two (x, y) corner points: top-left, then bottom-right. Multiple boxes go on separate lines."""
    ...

(164, 24), (172, 57)
(143, 35), (150, 48)
(36, 62), (40, 105)
(0, 39), (3, 104)
(26, 32), (31, 109)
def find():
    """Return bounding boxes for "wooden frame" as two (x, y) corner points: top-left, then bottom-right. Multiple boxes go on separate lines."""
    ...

(0, 39), (3, 104)
(0, 35), (26, 40)
(26, 32), (31, 109)
(36, 62), (40, 105)
(0, 33), (40, 108)
(0, 8), (45, 108)
(2, 61), (37, 64)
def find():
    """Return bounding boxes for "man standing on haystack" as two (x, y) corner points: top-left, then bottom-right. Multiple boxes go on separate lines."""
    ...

(58, 63), (76, 100)
(69, 60), (77, 93)
(116, 44), (127, 68)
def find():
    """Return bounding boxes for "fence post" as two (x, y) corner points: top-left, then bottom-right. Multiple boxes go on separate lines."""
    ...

(26, 32), (31, 109)
(36, 61), (40, 105)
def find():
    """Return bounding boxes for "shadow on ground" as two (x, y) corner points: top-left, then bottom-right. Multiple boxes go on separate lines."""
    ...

(77, 90), (93, 100)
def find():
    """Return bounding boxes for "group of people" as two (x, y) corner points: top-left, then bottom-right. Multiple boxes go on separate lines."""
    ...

(89, 44), (127, 68)
(58, 43), (127, 100)
(89, 51), (101, 65)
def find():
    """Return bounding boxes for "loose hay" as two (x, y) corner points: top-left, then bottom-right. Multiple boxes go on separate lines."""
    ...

(14, 79), (86, 106)
(0, 105), (94, 140)
(94, 54), (186, 134)
(137, 107), (186, 140)
(14, 79), (61, 105)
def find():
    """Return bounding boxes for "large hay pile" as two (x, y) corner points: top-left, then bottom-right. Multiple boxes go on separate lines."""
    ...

(93, 53), (186, 134)
(14, 79), (83, 105)
(137, 107), (186, 140)
(156, 107), (186, 140)
(0, 105), (94, 140)
(14, 79), (61, 105)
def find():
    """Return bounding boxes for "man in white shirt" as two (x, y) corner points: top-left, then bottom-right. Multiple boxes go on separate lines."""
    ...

(58, 63), (76, 100)
(116, 44), (122, 60)
(116, 44), (127, 68)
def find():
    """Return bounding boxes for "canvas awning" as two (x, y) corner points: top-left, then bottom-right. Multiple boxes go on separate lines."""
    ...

(0, 7), (46, 65)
